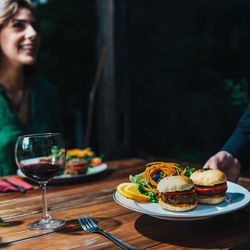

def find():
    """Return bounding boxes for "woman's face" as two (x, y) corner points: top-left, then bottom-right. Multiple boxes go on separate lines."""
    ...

(0, 8), (40, 67)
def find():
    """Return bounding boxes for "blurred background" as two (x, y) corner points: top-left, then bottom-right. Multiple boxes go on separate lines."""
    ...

(34, 0), (250, 167)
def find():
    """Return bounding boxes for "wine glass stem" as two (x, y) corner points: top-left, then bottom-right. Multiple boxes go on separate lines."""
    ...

(40, 182), (51, 223)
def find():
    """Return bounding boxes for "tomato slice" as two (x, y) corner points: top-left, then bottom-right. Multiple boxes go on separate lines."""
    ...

(196, 182), (227, 192)
(163, 188), (196, 195)
(91, 157), (102, 166)
(65, 165), (88, 170)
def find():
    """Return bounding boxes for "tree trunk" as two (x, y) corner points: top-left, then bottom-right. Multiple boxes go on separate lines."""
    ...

(95, 0), (130, 159)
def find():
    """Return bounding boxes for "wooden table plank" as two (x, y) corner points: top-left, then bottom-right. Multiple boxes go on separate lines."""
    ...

(0, 158), (250, 249)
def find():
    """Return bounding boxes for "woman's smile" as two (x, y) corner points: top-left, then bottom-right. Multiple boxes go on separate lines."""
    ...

(19, 43), (38, 55)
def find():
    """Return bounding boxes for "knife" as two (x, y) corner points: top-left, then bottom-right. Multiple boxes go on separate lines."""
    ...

(2, 179), (26, 194)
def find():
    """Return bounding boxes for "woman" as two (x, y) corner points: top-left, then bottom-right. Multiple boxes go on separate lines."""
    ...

(0, 0), (62, 176)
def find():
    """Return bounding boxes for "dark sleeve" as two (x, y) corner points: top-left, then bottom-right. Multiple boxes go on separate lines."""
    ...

(221, 104), (250, 166)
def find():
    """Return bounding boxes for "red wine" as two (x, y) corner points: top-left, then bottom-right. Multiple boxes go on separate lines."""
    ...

(20, 162), (61, 182)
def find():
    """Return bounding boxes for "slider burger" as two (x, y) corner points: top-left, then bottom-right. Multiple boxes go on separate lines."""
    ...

(64, 158), (89, 176)
(190, 169), (227, 204)
(157, 175), (198, 212)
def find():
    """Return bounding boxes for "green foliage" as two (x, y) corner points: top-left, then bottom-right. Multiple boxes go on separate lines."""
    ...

(224, 78), (249, 112)
(128, 0), (250, 164)
(32, 1), (250, 163)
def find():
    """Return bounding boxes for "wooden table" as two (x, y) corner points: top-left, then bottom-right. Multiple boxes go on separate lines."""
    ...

(0, 158), (250, 249)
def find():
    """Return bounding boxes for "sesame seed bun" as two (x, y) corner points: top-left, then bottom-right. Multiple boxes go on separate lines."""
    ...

(190, 169), (227, 186)
(157, 175), (194, 193)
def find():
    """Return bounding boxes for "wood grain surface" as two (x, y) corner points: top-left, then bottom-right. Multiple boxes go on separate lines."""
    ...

(0, 158), (250, 250)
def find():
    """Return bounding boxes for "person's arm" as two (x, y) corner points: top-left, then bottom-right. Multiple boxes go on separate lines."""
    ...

(203, 104), (250, 182)
(221, 111), (250, 167)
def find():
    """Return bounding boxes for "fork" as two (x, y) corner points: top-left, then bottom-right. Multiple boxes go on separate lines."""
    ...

(77, 213), (138, 250)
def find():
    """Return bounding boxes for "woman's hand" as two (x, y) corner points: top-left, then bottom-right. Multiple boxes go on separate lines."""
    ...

(203, 151), (241, 183)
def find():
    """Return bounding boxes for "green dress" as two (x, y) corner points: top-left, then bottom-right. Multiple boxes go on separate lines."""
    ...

(0, 76), (62, 176)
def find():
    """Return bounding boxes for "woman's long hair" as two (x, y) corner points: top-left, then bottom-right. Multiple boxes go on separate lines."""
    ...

(0, 0), (37, 28)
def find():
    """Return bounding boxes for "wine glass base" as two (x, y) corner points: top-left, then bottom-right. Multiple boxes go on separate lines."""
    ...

(27, 219), (65, 230)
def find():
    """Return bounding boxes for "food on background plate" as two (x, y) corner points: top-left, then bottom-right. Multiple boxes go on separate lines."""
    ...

(90, 157), (103, 166)
(64, 158), (89, 176)
(157, 175), (198, 212)
(63, 148), (95, 160)
(117, 161), (195, 203)
(49, 147), (103, 176)
(63, 148), (103, 176)
(190, 169), (227, 204)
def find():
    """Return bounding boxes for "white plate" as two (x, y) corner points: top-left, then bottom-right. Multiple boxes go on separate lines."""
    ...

(113, 181), (250, 221)
(17, 163), (108, 184)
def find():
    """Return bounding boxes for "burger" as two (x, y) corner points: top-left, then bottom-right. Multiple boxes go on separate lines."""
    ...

(190, 169), (227, 204)
(64, 158), (89, 176)
(157, 175), (198, 212)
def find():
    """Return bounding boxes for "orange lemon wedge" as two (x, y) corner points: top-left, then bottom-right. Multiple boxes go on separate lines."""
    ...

(117, 183), (151, 203)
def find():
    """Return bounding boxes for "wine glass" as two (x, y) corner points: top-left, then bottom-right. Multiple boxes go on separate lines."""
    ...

(15, 133), (66, 230)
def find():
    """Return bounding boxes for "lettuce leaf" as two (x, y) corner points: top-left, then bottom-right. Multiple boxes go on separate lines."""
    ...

(129, 172), (144, 184)
(129, 172), (158, 202)
(182, 166), (195, 177)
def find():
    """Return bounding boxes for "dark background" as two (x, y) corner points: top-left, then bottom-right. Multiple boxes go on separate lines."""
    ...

(35, 0), (250, 165)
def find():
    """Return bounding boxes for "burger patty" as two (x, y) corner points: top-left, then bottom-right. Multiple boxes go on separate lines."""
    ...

(196, 187), (227, 196)
(159, 192), (198, 205)
(64, 158), (88, 175)
(66, 158), (88, 167)
(64, 166), (88, 175)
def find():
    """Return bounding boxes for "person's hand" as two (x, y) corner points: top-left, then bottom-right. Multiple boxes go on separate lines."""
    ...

(203, 151), (241, 183)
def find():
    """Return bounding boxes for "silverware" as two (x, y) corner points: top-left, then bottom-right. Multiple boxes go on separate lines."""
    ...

(2, 179), (26, 194)
(77, 213), (138, 250)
